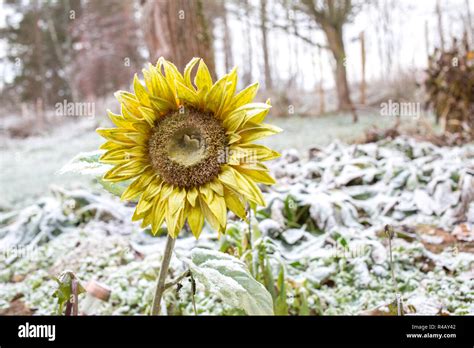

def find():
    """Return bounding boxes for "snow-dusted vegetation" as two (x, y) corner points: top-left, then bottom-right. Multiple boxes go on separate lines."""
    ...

(1, 0), (473, 321)
(1, 135), (472, 315)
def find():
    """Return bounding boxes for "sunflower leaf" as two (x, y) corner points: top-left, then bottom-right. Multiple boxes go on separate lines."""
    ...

(59, 150), (130, 197)
(179, 248), (274, 315)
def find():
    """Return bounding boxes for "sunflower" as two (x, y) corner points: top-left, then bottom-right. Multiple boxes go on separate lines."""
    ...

(97, 57), (281, 238)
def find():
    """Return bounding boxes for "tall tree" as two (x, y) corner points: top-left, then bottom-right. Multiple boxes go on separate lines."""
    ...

(260, 0), (273, 90)
(221, 2), (234, 72)
(435, 0), (445, 51)
(142, 0), (216, 79)
(241, 0), (254, 86)
(1, 0), (80, 107)
(298, 0), (360, 120)
(71, 0), (143, 99)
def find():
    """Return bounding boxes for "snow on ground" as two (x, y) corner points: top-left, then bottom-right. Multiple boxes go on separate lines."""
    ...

(0, 131), (472, 315)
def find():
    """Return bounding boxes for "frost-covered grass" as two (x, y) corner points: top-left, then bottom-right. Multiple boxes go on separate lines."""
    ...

(1, 135), (472, 316)
(0, 119), (102, 206)
(260, 111), (438, 153)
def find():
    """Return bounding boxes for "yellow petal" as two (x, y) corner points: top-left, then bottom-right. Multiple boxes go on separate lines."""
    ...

(223, 188), (247, 220)
(136, 194), (153, 215)
(187, 202), (205, 238)
(238, 123), (282, 143)
(174, 207), (187, 238)
(138, 106), (157, 127)
(223, 102), (271, 131)
(114, 91), (141, 116)
(131, 121), (151, 135)
(233, 166), (276, 185)
(196, 86), (209, 109)
(232, 144), (281, 162)
(103, 161), (149, 181)
(152, 65), (177, 106)
(230, 103), (272, 131)
(99, 149), (128, 164)
(162, 59), (185, 86)
(151, 198), (166, 235)
(121, 103), (141, 122)
(245, 98), (271, 124)
(228, 82), (259, 111)
(141, 180), (163, 203)
(121, 172), (155, 201)
(209, 180), (224, 196)
(175, 80), (200, 105)
(199, 187), (227, 230)
(168, 187), (186, 214)
(187, 187), (199, 207)
(123, 132), (148, 146)
(133, 74), (151, 107)
(205, 74), (228, 114)
(199, 196), (221, 231)
(208, 194), (227, 227)
(227, 132), (241, 145)
(100, 147), (145, 164)
(194, 59), (213, 91)
(217, 67), (237, 117)
(237, 162), (269, 171)
(184, 57), (200, 90)
(132, 206), (145, 222)
(99, 141), (129, 151)
(149, 96), (175, 114)
(231, 167), (266, 206)
(96, 128), (137, 146)
(159, 184), (174, 202)
(218, 165), (240, 191)
(223, 109), (246, 132)
(142, 65), (156, 95)
(165, 203), (185, 238)
(199, 184), (214, 203)
(107, 110), (133, 129)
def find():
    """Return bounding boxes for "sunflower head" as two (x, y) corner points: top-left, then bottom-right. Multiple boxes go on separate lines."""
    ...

(97, 57), (281, 238)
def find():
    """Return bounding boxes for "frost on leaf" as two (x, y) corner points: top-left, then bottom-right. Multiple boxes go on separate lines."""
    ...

(58, 150), (129, 197)
(180, 248), (274, 315)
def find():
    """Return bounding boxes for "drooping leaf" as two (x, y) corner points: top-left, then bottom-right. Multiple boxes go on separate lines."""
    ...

(59, 150), (130, 197)
(180, 248), (274, 315)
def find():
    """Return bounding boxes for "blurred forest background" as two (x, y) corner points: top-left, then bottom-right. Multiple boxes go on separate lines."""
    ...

(0, 0), (473, 126)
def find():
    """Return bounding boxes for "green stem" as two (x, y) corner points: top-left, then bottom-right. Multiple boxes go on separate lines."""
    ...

(164, 270), (191, 290)
(247, 205), (253, 249)
(151, 234), (176, 315)
(388, 234), (401, 316)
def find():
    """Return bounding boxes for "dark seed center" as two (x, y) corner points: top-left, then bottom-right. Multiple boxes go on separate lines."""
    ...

(148, 108), (226, 188)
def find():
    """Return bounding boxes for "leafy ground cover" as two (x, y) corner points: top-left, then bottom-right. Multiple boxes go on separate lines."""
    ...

(1, 135), (472, 315)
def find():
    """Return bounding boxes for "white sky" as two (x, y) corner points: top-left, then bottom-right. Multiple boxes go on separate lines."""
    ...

(217, 0), (474, 90)
(1, 0), (473, 91)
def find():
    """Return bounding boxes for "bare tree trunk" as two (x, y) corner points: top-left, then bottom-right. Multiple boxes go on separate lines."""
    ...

(260, 0), (272, 90)
(425, 20), (430, 64)
(359, 30), (366, 106)
(142, 0), (216, 79)
(46, 7), (77, 103)
(222, 2), (233, 72)
(323, 25), (354, 114)
(436, 0), (445, 51)
(466, 0), (473, 44)
(299, 0), (359, 120)
(34, 0), (46, 124)
(318, 47), (325, 115)
(241, 0), (253, 85)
